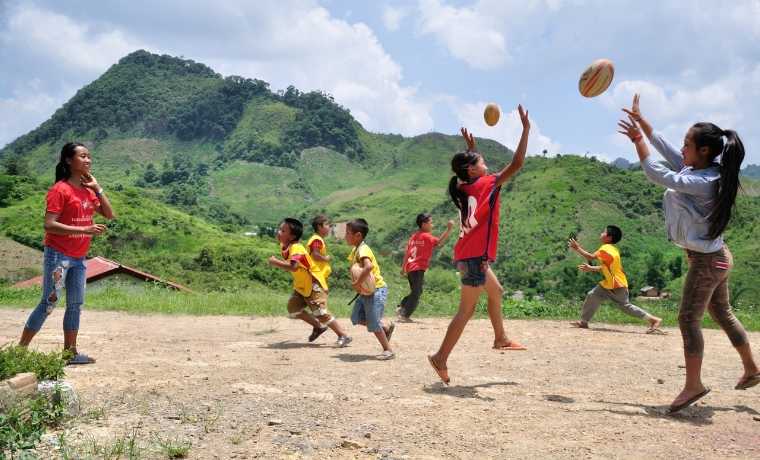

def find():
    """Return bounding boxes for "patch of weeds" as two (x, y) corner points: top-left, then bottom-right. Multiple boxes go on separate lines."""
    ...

(138, 394), (152, 415)
(230, 424), (260, 445)
(0, 390), (67, 457)
(203, 405), (223, 433)
(0, 343), (66, 381)
(280, 353), (290, 361)
(88, 402), (112, 421)
(178, 403), (193, 423)
(432, 426), (441, 436)
(248, 320), (279, 336)
(152, 435), (192, 458)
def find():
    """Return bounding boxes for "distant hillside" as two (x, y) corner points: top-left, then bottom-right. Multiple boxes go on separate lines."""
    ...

(1, 50), (759, 305)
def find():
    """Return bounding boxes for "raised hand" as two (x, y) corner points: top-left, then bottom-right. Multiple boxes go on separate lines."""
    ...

(518, 104), (530, 131)
(621, 93), (642, 121)
(460, 127), (476, 150)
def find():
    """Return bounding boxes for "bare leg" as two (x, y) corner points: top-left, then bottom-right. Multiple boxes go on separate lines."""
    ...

(328, 320), (349, 338)
(481, 268), (518, 348)
(296, 310), (322, 328)
(63, 330), (96, 363)
(670, 355), (705, 409)
(428, 284), (482, 373)
(736, 343), (760, 379)
(19, 327), (36, 347)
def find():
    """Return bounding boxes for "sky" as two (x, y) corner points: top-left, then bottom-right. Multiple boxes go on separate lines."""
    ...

(1, 0), (760, 165)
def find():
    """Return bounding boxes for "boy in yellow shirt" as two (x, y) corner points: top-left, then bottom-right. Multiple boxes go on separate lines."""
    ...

(307, 215), (332, 280)
(568, 225), (663, 333)
(269, 218), (352, 347)
(345, 218), (395, 360)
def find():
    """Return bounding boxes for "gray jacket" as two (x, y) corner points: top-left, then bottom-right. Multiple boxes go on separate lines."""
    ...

(641, 130), (722, 253)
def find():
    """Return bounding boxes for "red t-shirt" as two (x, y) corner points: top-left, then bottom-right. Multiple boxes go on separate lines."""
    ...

(453, 174), (501, 262)
(44, 181), (100, 258)
(404, 231), (439, 272)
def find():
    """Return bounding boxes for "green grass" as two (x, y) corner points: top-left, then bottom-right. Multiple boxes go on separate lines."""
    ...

(3, 284), (758, 331)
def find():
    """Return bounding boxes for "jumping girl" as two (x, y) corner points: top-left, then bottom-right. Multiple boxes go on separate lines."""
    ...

(428, 104), (530, 385)
(618, 94), (760, 412)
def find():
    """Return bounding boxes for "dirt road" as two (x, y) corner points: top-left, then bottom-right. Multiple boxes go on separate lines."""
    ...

(2, 307), (759, 459)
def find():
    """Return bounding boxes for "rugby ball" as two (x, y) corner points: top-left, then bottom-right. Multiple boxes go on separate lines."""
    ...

(350, 263), (375, 296)
(484, 103), (500, 126)
(578, 59), (614, 98)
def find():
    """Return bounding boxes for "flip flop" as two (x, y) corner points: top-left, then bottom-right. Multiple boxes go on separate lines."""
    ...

(66, 353), (95, 365)
(308, 326), (329, 342)
(570, 321), (589, 329)
(427, 355), (450, 385)
(735, 374), (760, 390)
(668, 388), (711, 413)
(385, 322), (395, 342)
(492, 341), (526, 351)
(646, 328), (667, 335)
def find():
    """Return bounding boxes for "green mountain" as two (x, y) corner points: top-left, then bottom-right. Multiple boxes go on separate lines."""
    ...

(2, 50), (759, 306)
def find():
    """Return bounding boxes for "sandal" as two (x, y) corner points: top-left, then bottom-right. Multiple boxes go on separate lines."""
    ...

(385, 322), (395, 342)
(570, 321), (589, 329)
(377, 350), (395, 360)
(308, 326), (329, 342)
(333, 336), (353, 348)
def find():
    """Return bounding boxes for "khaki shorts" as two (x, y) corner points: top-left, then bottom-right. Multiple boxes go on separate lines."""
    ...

(286, 282), (334, 324)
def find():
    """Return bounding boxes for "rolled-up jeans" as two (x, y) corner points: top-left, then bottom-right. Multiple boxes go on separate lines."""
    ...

(680, 243), (748, 357)
(24, 246), (87, 332)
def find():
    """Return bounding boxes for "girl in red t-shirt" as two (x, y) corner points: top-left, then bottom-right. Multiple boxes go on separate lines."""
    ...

(18, 142), (115, 365)
(428, 105), (530, 385)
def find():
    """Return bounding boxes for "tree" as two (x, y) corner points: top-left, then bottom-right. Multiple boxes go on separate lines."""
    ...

(0, 153), (30, 176)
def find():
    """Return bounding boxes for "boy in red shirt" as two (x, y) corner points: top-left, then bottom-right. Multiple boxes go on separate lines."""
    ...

(396, 213), (454, 322)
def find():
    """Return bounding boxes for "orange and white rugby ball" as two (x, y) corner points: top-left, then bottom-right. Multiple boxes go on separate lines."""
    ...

(578, 59), (614, 98)
(350, 263), (375, 296)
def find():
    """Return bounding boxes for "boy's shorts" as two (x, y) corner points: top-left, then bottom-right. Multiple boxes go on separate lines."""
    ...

(351, 285), (388, 333)
(457, 257), (489, 287)
(287, 282), (334, 324)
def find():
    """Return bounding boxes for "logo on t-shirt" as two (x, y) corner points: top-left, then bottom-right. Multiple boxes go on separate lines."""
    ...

(81, 200), (90, 210)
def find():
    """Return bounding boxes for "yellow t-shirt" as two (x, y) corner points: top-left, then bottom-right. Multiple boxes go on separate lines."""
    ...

(281, 242), (328, 296)
(307, 234), (332, 279)
(347, 242), (386, 289)
(595, 243), (627, 290)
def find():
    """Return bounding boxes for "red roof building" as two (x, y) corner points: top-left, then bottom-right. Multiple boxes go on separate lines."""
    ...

(9, 256), (192, 292)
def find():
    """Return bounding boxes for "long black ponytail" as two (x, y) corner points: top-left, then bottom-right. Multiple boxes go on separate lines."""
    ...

(55, 142), (85, 183)
(448, 149), (481, 223)
(691, 123), (745, 239)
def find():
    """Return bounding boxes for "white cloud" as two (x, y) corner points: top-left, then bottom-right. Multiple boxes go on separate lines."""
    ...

(383, 6), (409, 31)
(452, 101), (561, 157)
(416, 0), (509, 69)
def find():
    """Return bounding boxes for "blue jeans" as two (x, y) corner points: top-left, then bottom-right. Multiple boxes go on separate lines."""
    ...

(351, 286), (388, 333)
(457, 257), (489, 287)
(25, 246), (87, 332)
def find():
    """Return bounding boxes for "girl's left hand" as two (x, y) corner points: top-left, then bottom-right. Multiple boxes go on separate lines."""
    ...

(80, 173), (100, 191)
(617, 115), (641, 141)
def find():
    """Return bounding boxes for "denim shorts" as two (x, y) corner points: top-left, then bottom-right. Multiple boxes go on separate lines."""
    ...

(457, 257), (489, 287)
(25, 246), (88, 332)
(351, 285), (388, 333)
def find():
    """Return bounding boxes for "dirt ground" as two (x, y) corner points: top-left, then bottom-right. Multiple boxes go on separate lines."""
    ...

(2, 307), (760, 459)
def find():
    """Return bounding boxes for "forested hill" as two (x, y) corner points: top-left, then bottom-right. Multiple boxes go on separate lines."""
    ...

(1, 50), (759, 305)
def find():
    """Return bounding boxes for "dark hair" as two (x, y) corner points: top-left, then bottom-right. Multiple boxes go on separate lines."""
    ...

(416, 213), (431, 228)
(448, 149), (481, 223)
(346, 218), (369, 238)
(282, 218), (303, 241)
(690, 122), (745, 239)
(311, 215), (328, 232)
(605, 225), (622, 244)
(55, 142), (86, 182)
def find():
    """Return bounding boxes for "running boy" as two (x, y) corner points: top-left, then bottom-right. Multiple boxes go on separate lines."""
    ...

(345, 218), (396, 360)
(396, 213), (455, 322)
(568, 225), (664, 333)
(308, 215), (332, 280)
(268, 218), (352, 348)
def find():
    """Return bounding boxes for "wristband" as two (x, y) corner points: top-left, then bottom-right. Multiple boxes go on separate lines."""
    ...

(631, 134), (643, 142)
(635, 117), (643, 122)
(95, 188), (103, 198)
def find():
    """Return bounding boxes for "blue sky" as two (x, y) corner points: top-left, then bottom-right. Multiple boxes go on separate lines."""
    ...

(2, 0), (760, 165)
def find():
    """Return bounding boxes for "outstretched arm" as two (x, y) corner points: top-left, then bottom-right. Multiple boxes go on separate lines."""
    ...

(461, 127), (476, 150)
(568, 238), (598, 262)
(436, 220), (456, 246)
(268, 256), (299, 272)
(495, 105), (530, 188)
(578, 263), (602, 273)
(618, 114), (651, 163)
